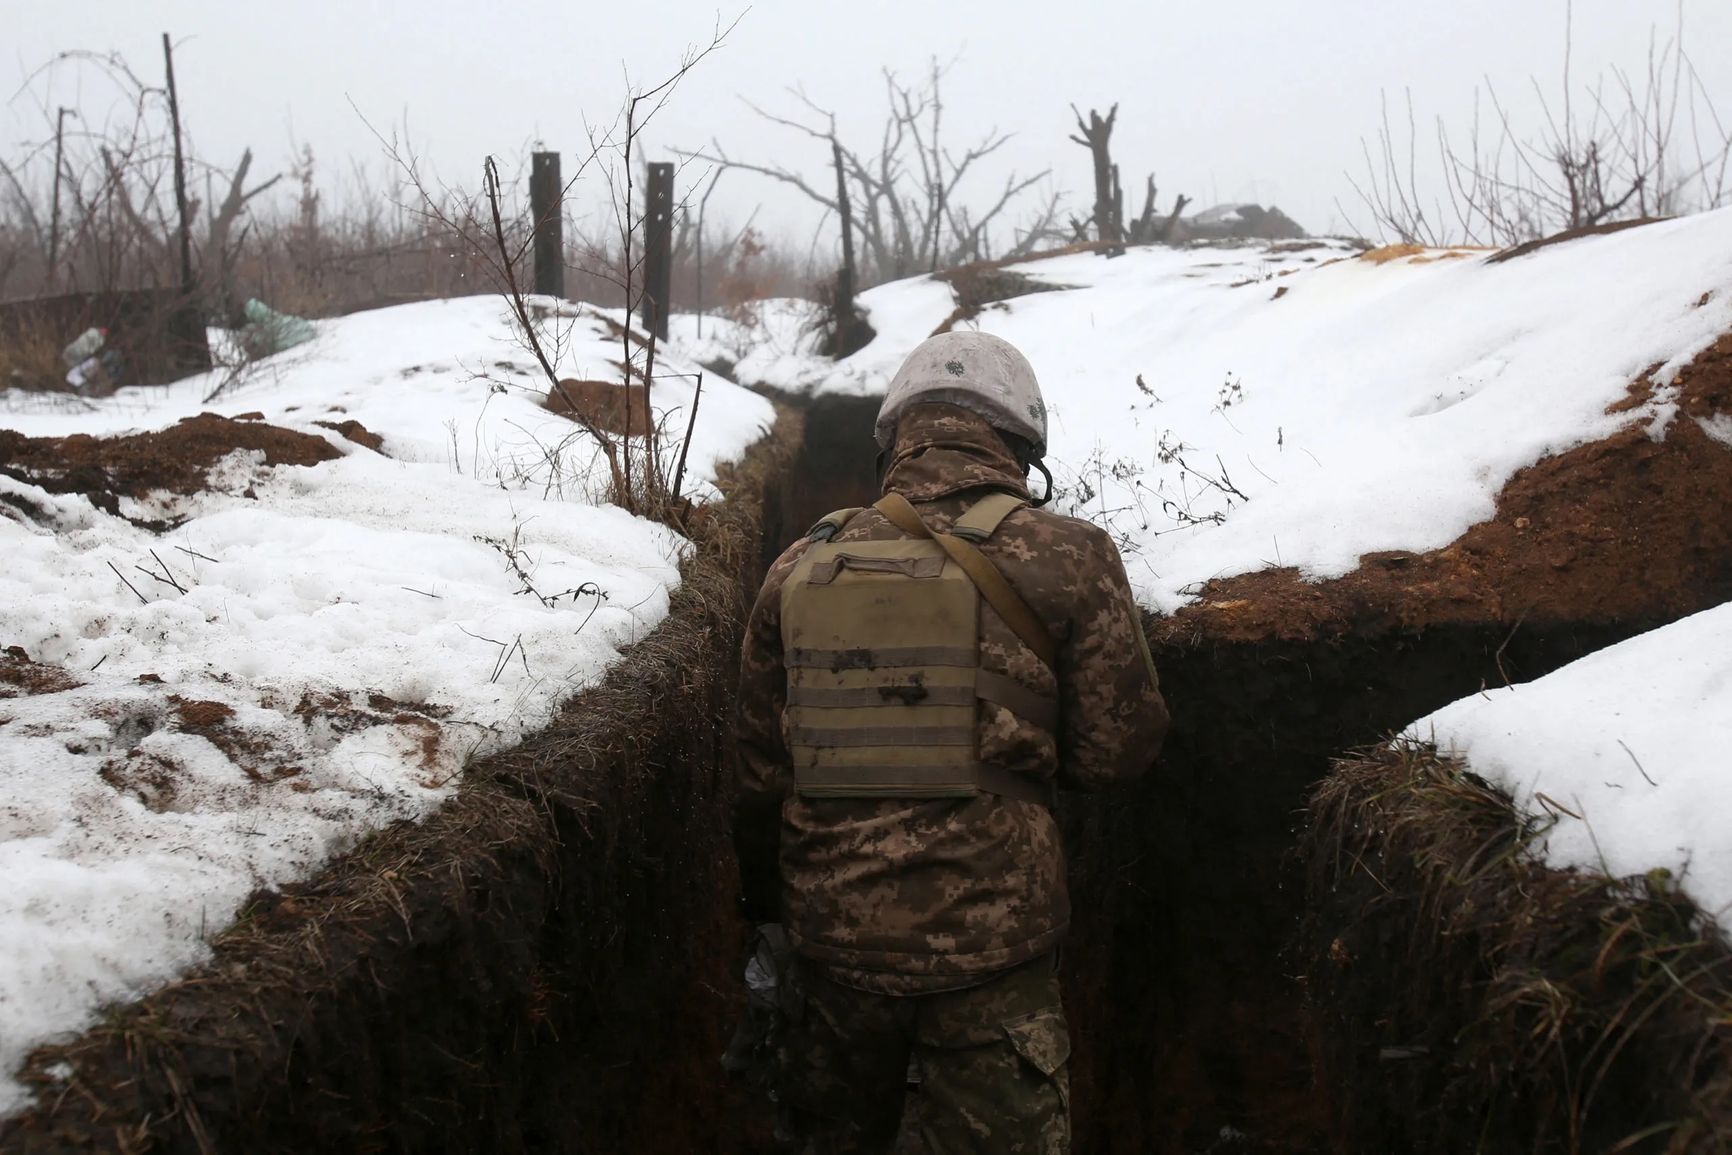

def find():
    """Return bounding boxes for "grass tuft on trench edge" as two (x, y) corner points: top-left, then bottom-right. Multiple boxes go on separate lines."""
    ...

(1300, 738), (1732, 1155)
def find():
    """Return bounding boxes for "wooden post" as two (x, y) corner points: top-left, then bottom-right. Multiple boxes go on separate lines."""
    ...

(641, 161), (674, 340)
(529, 151), (564, 298)
(48, 107), (73, 287)
(161, 34), (194, 295)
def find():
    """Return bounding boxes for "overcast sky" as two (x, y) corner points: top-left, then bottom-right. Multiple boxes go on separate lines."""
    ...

(7, 0), (1732, 253)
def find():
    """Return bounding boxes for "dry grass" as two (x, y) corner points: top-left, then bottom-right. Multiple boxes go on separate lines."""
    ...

(1300, 739), (1732, 1154)
(0, 316), (71, 392)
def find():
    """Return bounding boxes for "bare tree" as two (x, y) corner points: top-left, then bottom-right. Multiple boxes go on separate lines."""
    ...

(2, 44), (280, 313)
(677, 61), (1057, 285)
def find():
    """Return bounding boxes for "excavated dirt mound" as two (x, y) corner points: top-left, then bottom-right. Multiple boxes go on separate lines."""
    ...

(311, 418), (385, 452)
(543, 377), (651, 437)
(1161, 408), (1732, 644)
(0, 413), (348, 523)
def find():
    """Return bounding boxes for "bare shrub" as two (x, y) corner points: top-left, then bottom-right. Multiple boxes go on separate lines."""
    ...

(1342, 4), (1731, 247)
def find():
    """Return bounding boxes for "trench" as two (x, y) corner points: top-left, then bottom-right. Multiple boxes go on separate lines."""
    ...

(2, 395), (1714, 1154)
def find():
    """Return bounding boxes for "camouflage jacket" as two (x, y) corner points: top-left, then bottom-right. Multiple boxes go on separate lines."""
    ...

(734, 404), (1169, 993)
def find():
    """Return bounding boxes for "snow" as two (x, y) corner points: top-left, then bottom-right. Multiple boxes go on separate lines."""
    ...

(770, 210), (1732, 614)
(0, 295), (772, 1115)
(1409, 603), (1732, 925)
(667, 297), (826, 393)
(1192, 204), (1248, 226)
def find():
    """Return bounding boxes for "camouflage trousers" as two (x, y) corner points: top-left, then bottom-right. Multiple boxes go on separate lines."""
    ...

(778, 954), (1070, 1154)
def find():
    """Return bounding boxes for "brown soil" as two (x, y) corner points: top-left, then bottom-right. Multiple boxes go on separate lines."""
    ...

(0, 413), (341, 523)
(1488, 216), (1665, 264)
(1158, 417), (1732, 648)
(312, 418), (385, 451)
(1677, 328), (1732, 419)
(544, 377), (650, 437)
(0, 646), (80, 697)
(161, 694), (302, 784)
(170, 697), (236, 728)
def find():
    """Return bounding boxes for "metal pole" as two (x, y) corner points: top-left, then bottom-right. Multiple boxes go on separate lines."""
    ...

(695, 169), (722, 339)
(641, 161), (674, 341)
(529, 151), (564, 298)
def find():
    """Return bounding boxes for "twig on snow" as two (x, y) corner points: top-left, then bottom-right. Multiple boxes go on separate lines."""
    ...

(107, 560), (148, 604)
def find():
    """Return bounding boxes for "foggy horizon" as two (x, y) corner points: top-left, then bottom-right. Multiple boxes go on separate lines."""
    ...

(7, 0), (1732, 265)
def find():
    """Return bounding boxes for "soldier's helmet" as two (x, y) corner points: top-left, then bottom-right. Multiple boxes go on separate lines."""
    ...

(874, 332), (1048, 457)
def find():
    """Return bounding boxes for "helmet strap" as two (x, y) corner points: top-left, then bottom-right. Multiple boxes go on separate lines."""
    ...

(1028, 458), (1054, 508)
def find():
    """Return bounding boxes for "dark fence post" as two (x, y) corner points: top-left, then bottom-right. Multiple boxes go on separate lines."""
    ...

(529, 151), (564, 301)
(531, 151), (564, 299)
(642, 161), (674, 340)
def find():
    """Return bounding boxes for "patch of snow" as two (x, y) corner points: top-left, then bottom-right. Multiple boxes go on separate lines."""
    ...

(667, 298), (827, 392)
(1192, 204), (1248, 226)
(0, 295), (773, 1115)
(1410, 603), (1732, 926)
(1701, 413), (1732, 449)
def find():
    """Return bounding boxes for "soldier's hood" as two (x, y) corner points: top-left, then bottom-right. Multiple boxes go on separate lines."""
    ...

(881, 403), (1032, 503)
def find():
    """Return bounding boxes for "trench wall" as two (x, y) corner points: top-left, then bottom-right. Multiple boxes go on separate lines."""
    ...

(0, 411), (800, 1155)
(1061, 621), (1643, 1153)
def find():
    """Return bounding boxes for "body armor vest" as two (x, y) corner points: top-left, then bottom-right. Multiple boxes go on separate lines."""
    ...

(779, 492), (1057, 805)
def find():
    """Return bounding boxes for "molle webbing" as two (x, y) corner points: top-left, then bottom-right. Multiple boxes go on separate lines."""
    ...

(780, 493), (1057, 805)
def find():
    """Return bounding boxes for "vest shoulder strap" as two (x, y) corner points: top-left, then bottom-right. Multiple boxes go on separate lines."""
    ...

(950, 491), (1026, 542)
(806, 507), (866, 542)
(874, 492), (1058, 669)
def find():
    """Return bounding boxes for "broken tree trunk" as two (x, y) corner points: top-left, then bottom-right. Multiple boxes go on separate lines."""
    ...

(1070, 104), (1121, 249)
(162, 33), (195, 296)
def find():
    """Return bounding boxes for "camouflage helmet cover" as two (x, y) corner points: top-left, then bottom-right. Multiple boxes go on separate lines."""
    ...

(875, 331), (1048, 456)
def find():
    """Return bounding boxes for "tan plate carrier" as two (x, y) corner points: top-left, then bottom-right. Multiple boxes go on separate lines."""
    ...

(780, 491), (1058, 805)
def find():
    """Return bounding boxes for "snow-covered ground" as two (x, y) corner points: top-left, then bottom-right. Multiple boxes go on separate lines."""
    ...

(1410, 602), (1732, 926)
(739, 213), (1732, 614)
(667, 297), (827, 392)
(0, 295), (772, 1115)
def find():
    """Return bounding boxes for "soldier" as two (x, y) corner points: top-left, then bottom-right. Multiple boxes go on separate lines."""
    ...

(734, 331), (1169, 1153)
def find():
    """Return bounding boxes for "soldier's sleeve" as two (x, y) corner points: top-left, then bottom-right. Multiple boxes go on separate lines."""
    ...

(1055, 525), (1169, 791)
(732, 538), (808, 923)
